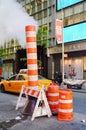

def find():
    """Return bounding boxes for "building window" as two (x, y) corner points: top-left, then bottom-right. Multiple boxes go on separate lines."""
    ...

(32, 6), (35, 13)
(49, 7), (52, 16)
(49, 0), (52, 6)
(38, 12), (42, 20)
(48, 39), (52, 47)
(43, 1), (47, 9)
(38, 4), (42, 11)
(44, 9), (47, 18)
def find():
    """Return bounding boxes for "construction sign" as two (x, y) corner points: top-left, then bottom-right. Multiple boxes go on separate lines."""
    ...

(16, 86), (52, 121)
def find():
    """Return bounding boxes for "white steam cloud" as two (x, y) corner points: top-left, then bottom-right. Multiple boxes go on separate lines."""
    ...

(0, 0), (38, 47)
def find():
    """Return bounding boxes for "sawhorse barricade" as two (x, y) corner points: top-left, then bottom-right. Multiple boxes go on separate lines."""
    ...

(16, 85), (52, 121)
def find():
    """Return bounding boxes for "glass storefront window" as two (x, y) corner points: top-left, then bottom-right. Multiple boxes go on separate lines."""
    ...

(56, 0), (83, 10)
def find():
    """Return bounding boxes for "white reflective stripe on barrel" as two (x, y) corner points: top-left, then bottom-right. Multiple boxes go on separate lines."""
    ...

(26, 42), (36, 48)
(28, 75), (38, 81)
(59, 99), (72, 103)
(27, 53), (37, 59)
(49, 101), (59, 105)
(48, 93), (59, 96)
(58, 108), (73, 113)
(27, 64), (38, 70)
(26, 31), (36, 37)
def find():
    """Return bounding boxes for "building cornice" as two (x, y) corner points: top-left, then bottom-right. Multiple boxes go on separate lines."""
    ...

(48, 41), (86, 55)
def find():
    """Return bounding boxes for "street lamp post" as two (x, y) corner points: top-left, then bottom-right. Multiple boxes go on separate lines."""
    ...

(62, 9), (64, 85)
(59, 0), (65, 86)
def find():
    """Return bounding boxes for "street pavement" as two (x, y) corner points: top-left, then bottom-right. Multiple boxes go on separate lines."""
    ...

(9, 112), (86, 130)
(0, 89), (86, 130)
(11, 88), (86, 130)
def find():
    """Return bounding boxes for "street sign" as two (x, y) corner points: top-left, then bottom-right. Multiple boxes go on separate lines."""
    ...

(55, 19), (63, 43)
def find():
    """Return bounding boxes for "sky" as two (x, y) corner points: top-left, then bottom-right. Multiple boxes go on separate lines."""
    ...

(0, 0), (38, 47)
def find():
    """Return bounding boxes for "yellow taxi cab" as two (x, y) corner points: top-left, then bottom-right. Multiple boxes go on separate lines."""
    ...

(0, 72), (52, 93)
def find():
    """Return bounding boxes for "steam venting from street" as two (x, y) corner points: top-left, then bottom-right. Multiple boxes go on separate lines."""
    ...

(0, 0), (38, 47)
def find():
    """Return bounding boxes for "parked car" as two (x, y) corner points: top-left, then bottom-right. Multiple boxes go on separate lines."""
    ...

(0, 73), (52, 93)
(64, 79), (85, 89)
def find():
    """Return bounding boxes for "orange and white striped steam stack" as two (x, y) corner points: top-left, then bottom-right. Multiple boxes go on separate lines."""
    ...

(25, 25), (38, 90)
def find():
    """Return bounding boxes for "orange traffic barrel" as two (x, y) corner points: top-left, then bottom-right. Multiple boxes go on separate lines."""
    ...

(25, 25), (38, 89)
(47, 83), (59, 114)
(58, 89), (73, 121)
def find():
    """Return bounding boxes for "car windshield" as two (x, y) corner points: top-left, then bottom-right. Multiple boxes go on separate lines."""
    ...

(19, 69), (47, 80)
(16, 75), (26, 80)
(6, 73), (48, 81)
(8, 74), (17, 80)
(38, 75), (46, 80)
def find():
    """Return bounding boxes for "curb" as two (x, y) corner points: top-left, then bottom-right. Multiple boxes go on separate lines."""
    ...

(72, 89), (86, 93)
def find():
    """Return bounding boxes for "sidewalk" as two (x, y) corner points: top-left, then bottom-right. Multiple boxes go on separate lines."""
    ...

(0, 88), (86, 130)
(9, 88), (86, 130)
(10, 113), (86, 130)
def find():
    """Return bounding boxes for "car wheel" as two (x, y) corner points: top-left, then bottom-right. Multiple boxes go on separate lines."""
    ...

(0, 84), (5, 93)
(78, 86), (81, 89)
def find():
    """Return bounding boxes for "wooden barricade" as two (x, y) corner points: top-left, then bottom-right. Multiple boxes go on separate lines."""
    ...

(16, 85), (52, 121)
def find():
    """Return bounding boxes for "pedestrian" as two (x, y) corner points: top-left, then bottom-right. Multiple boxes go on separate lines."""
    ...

(54, 71), (62, 85)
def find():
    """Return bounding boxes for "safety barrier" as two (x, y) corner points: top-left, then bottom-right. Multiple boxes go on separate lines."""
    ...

(58, 89), (73, 121)
(25, 25), (38, 88)
(47, 83), (59, 114)
(16, 85), (52, 121)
